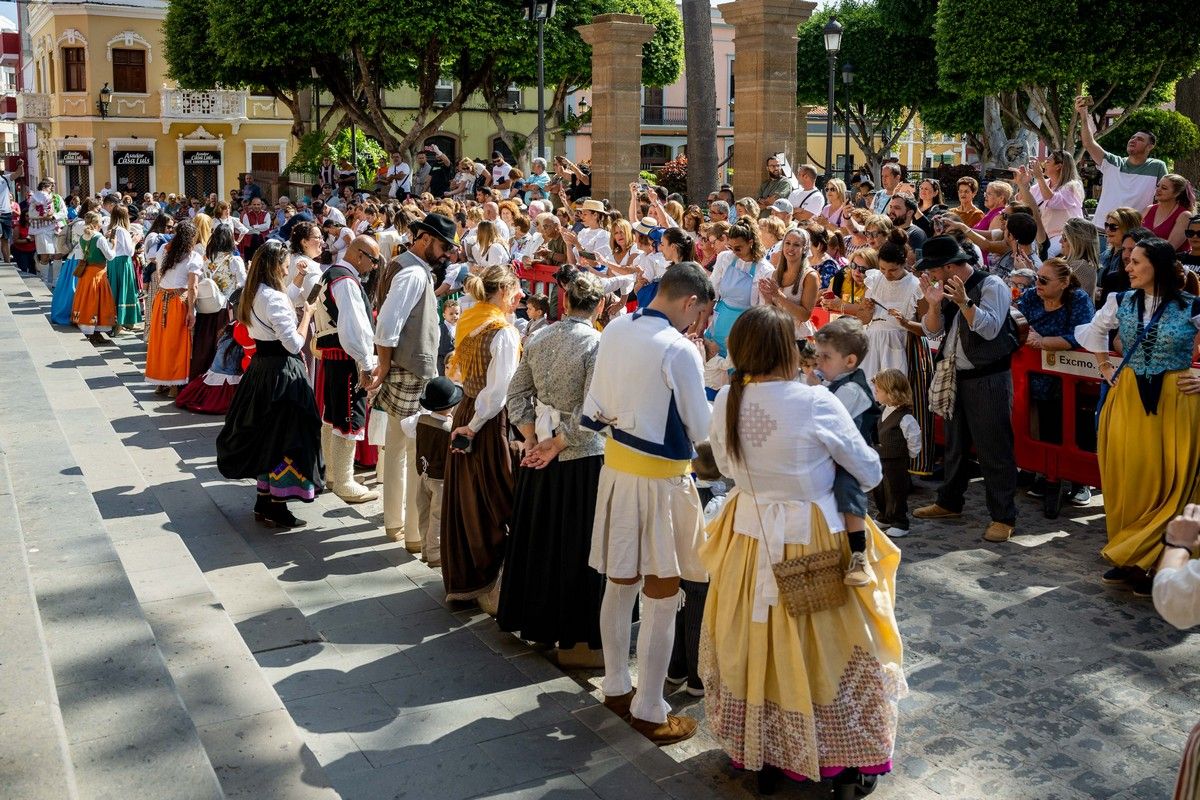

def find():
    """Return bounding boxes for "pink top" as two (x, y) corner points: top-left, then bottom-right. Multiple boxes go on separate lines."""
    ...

(1031, 180), (1085, 239)
(1144, 203), (1189, 250)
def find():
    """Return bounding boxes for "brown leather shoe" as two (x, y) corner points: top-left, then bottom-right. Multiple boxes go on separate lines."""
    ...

(913, 503), (962, 520)
(602, 690), (635, 721)
(983, 522), (1014, 542)
(631, 713), (699, 746)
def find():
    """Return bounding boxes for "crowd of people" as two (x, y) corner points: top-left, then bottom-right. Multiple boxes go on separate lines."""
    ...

(11, 100), (1200, 796)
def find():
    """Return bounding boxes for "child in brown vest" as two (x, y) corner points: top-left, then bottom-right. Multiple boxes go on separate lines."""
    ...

(403, 377), (462, 568)
(870, 369), (923, 539)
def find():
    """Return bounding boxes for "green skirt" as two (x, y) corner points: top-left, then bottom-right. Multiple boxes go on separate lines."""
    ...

(107, 255), (142, 327)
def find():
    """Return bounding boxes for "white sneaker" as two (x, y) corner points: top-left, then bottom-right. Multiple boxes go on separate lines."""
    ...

(884, 527), (910, 538)
(843, 552), (875, 586)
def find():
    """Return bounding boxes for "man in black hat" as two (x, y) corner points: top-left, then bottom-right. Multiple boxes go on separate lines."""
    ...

(368, 212), (459, 547)
(913, 235), (1020, 543)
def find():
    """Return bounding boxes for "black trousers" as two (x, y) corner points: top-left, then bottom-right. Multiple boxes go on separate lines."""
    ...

(936, 369), (1018, 525)
(668, 579), (708, 688)
(873, 457), (912, 530)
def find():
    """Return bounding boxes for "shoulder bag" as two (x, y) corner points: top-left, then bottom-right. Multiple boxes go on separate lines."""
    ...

(928, 316), (960, 420)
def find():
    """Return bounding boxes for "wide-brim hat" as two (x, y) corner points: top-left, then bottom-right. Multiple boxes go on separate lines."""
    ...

(579, 199), (606, 214)
(633, 216), (660, 237)
(419, 377), (464, 412)
(409, 213), (459, 248)
(914, 235), (972, 271)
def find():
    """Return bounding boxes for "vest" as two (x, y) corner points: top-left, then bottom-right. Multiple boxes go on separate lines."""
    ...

(827, 368), (880, 445)
(415, 414), (452, 480)
(316, 264), (372, 349)
(389, 250), (440, 380)
(939, 269), (1020, 377)
(1115, 291), (1200, 377)
(877, 405), (913, 460)
(458, 322), (505, 398)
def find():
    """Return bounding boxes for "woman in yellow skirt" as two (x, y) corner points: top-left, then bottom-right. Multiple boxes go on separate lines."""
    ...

(1075, 236), (1200, 596)
(70, 212), (116, 344)
(145, 219), (203, 397)
(700, 305), (905, 797)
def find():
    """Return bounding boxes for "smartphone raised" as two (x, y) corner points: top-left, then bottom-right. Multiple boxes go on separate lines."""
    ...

(306, 282), (324, 305)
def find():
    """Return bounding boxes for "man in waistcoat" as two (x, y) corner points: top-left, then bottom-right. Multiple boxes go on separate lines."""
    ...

(913, 235), (1019, 543)
(367, 213), (458, 547)
(315, 236), (383, 504)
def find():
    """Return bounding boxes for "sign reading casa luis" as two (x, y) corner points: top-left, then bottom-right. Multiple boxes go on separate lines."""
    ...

(113, 151), (154, 167)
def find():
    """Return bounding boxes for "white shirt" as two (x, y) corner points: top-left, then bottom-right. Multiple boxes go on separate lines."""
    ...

(374, 261), (433, 348)
(286, 254), (323, 307)
(1075, 292), (1200, 353)
(576, 227), (613, 262)
(248, 284), (306, 353)
(111, 226), (136, 258)
(467, 324), (521, 433)
(492, 162), (513, 190)
(322, 206), (347, 226)
(882, 406), (923, 458)
(157, 248), (204, 290)
(471, 241), (509, 267)
(709, 380), (881, 622)
(490, 218), (512, 241)
(710, 251), (773, 307)
(511, 232), (542, 262)
(377, 228), (401, 264)
(385, 161), (412, 196)
(633, 250), (669, 282)
(242, 211), (271, 235)
(319, 261), (379, 373)
(829, 376), (874, 421)
(328, 226), (354, 260)
(787, 186), (825, 218)
(85, 232), (115, 262)
(1154, 561), (1200, 630)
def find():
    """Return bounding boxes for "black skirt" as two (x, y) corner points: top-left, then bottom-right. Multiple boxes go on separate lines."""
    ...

(216, 339), (323, 491)
(497, 454), (604, 649)
(190, 309), (226, 381)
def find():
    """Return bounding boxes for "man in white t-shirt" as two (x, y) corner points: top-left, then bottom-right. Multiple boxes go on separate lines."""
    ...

(491, 151), (513, 198)
(1075, 95), (1167, 236)
(482, 201), (511, 241)
(787, 164), (825, 222)
(384, 151), (412, 199)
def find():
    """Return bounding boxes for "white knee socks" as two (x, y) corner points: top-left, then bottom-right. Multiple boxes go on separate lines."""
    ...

(599, 579), (641, 697)
(630, 591), (681, 724)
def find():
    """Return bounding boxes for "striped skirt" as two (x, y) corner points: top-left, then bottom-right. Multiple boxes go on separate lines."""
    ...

(905, 333), (935, 475)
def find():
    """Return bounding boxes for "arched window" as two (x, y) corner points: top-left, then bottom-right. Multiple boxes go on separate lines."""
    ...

(489, 137), (515, 163)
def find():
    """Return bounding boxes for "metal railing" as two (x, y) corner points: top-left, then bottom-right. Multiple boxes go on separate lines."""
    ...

(160, 88), (247, 120)
(641, 105), (688, 126)
(16, 92), (50, 122)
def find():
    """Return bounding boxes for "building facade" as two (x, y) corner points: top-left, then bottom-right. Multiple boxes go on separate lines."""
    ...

(17, 0), (296, 201)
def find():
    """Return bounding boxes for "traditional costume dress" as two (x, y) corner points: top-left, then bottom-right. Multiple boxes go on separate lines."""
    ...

(440, 300), (520, 605)
(373, 249), (439, 547)
(499, 316), (605, 650)
(70, 232), (116, 335)
(701, 380), (905, 786)
(216, 284), (322, 502)
(239, 207), (270, 260)
(287, 252), (323, 385)
(145, 248), (203, 386)
(313, 259), (379, 501)
(190, 251), (245, 380)
(1075, 290), (1200, 572)
(709, 251), (773, 355)
(108, 225), (143, 329)
(860, 269), (922, 382)
(581, 307), (711, 730)
(30, 189), (65, 277)
(50, 216), (85, 325)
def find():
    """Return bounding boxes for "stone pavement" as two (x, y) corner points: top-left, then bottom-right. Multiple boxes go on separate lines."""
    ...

(4, 266), (1198, 799)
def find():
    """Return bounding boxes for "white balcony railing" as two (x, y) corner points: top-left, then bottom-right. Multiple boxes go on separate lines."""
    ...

(16, 92), (50, 122)
(161, 88), (247, 120)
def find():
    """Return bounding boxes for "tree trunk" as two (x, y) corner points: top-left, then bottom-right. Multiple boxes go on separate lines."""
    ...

(1175, 70), (1200, 183)
(682, 0), (717, 205)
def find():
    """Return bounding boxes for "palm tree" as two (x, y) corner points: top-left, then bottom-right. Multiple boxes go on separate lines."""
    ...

(682, 0), (717, 205)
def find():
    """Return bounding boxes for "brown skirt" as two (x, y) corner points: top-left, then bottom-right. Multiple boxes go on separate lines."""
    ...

(440, 395), (514, 601)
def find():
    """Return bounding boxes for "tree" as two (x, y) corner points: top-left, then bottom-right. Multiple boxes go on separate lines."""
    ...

(681, 0), (718, 203)
(936, 0), (1200, 151)
(1175, 71), (1200, 183)
(796, 0), (939, 179)
(1102, 108), (1200, 169)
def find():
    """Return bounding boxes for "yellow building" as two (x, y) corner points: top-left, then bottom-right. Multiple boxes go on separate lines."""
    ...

(18, 0), (296, 200)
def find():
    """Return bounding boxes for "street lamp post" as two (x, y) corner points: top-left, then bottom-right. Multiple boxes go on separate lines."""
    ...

(841, 62), (854, 184)
(523, 0), (558, 160)
(96, 82), (111, 119)
(823, 18), (842, 181)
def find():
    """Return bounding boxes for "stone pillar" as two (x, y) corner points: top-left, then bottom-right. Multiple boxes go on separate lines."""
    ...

(720, 0), (817, 199)
(577, 14), (656, 204)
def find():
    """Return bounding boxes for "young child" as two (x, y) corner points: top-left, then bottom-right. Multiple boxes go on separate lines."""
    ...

(797, 340), (818, 384)
(871, 369), (922, 539)
(813, 316), (880, 587)
(400, 376), (461, 568)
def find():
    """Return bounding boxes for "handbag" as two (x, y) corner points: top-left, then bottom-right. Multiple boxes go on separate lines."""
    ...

(1094, 292), (1167, 430)
(927, 318), (960, 420)
(72, 261), (87, 278)
(194, 277), (225, 314)
(745, 461), (847, 618)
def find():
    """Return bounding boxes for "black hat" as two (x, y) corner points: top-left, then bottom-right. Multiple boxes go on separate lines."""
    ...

(419, 377), (463, 412)
(409, 212), (459, 248)
(914, 235), (972, 271)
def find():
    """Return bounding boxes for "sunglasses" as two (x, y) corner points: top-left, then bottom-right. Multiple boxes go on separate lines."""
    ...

(1036, 275), (1052, 285)
(1104, 222), (1121, 232)
(1186, 230), (1200, 238)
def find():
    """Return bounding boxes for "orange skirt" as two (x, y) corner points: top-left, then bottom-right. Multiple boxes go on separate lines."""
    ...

(71, 263), (115, 334)
(145, 289), (192, 385)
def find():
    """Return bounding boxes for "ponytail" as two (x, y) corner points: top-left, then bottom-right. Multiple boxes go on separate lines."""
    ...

(724, 370), (747, 464)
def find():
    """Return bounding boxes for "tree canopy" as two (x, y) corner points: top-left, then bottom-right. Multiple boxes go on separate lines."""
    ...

(1104, 108), (1200, 168)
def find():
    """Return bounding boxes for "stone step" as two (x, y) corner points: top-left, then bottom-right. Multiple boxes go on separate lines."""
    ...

(1, 268), (337, 799)
(0, 434), (78, 800)
(0, 274), (224, 800)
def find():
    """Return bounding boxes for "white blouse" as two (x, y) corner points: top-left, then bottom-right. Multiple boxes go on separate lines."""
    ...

(247, 284), (306, 354)
(158, 249), (204, 290)
(470, 241), (510, 267)
(285, 254), (322, 307)
(466, 323), (521, 434)
(576, 227), (613, 261)
(864, 270), (922, 332)
(710, 381), (882, 622)
(1075, 292), (1200, 354)
(633, 250), (669, 282)
(1154, 561), (1200, 630)
(111, 226), (135, 258)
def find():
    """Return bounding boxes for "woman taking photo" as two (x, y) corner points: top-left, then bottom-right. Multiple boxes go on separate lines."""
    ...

(1075, 237), (1200, 596)
(441, 265), (523, 614)
(757, 227), (819, 343)
(499, 273), (606, 667)
(191, 222), (246, 381)
(217, 241), (321, 528)
(709, 218), (773, 355)
(1028, 150), (1085, 256)
(145, 219), (202, 397)
(70, 211), (116, 343)
(1143, 174), (1195, 252)
(855, 233), (924, 382)
(106, 205), (142, 335)
(700, 305), (902, 797)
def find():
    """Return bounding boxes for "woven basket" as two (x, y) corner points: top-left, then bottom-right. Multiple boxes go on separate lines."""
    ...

(773, 549), (847, 617)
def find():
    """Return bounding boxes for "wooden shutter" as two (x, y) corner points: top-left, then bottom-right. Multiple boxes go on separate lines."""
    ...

(62, 47), (85, 93)
(111, 49), (146, 94)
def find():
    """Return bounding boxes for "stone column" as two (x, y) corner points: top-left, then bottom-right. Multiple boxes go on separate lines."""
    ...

(577, 14), (656, 204)
(720, 0), (817, 199)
